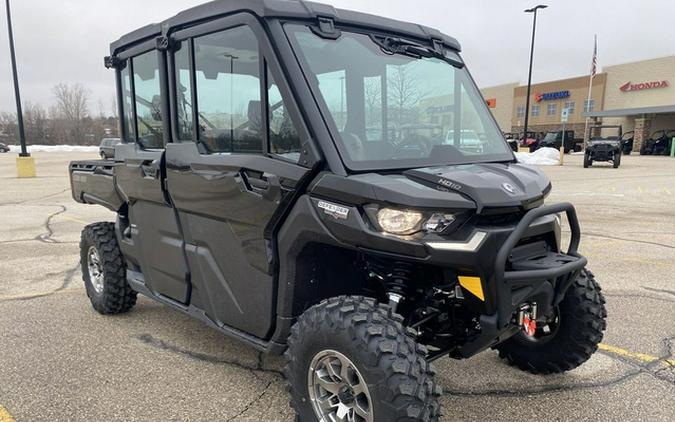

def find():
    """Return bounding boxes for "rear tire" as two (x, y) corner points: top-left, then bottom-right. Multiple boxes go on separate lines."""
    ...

(285, 296), (441, 422)
(613, 153), (621, 168)
(80, 222), (137, 314)
(494, 269), (606, 374)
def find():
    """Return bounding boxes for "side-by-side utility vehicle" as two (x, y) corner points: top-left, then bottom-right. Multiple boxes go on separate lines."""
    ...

(584, 125), (623, 168)
(70, 1), (607, 420)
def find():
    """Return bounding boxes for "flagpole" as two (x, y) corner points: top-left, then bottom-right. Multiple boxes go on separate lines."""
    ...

(583, 34), (597, 149)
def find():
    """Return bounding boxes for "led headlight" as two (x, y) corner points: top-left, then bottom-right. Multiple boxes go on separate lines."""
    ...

(424, 213), (456, 232)
(376, 208), (424, 235)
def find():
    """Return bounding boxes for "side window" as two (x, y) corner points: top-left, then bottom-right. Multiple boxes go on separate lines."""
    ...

(194, 26), (262, 154)
(267, 69), (301, 160)
(120, 63), (135, 142)
(174, 41), (194, 141)
(133, 50), (164, 149)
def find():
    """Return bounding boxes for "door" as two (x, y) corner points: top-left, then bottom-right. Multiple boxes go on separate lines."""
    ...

(166, 20), (311, 338)
(114, 49), (190, 304)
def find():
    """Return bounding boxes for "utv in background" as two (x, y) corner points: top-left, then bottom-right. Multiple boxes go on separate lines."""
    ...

(641, 129), (674, 155)
(503, 132), (519, 151)
(538, 130), (580, 153)
(70, 1), (606, 420)
(584, 125), (622, 168)
(621, 131), (634, 155)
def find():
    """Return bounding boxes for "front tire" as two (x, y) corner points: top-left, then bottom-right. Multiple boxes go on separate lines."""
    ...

(583, 153), (592, 168)
(80, 222), (137, 314)
(613, 153), (621, 168)
(285, 296), (441, 422)
(494, 269), (606, 374)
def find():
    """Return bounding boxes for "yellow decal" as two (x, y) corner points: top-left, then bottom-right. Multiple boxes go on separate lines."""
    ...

(458, 276), (484, 301)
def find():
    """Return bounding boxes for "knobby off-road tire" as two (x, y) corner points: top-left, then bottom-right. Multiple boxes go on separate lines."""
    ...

(285, 296), (441, 422)
(613, 153), (621, 168)
(495, 269), (606, 374)
(80, 222), (137, 314)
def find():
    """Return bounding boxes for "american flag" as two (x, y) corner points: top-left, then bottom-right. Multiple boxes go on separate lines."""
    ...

(591, 35), (598, 78)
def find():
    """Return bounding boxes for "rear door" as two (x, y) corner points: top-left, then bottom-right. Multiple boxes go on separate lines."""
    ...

(114, 48), (190, 304)
(165, 15), (312, 338)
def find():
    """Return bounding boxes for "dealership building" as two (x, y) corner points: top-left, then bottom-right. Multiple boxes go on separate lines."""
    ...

(481, 54), (675, 151)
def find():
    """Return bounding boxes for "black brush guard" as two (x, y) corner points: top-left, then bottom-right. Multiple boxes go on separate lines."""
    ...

(448, 202), (587, 360)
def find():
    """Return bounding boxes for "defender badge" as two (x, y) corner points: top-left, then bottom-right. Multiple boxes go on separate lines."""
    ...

(317, 200), (350, 220)
(502, 183), (517, 194)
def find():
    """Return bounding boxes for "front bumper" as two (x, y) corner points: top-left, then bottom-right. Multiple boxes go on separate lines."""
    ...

(309, 197), (586, 357)
(453, 202), (586, 358)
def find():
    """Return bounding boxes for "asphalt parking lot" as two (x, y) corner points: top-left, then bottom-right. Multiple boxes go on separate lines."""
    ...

(0, 151), (674, 421)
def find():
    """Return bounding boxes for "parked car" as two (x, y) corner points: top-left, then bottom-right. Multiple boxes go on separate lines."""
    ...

(69, 2), (606, 420)
(99, 137), (121, 159)
(620, 131), (634, 155)
(584, 125), (622, 168)
(0, 143), (10, 153)
(641, 129), (674, 155)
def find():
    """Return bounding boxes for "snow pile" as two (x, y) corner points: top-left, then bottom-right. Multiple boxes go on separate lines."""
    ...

(8, 144), (99, 153)
(515, 147), (560, 166)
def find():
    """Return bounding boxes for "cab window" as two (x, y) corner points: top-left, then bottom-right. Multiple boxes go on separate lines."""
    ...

(120, 63), (135, 142)
(132, 50), (164, 149)
(268, 69), (301, 160)
(193, 26), (262, 154)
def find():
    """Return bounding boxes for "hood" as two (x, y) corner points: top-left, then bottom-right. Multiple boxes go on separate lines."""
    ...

(404, 162), (551, 212)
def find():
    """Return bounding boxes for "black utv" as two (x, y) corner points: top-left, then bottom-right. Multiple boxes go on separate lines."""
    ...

(641, 129), (674, 155)
(621, 131), (634, 155)
(69, 1), (606, 420)
(584, 125), (622, 168)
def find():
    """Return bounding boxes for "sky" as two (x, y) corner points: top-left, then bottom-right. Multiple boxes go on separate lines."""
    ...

(0, 0), (674, 114)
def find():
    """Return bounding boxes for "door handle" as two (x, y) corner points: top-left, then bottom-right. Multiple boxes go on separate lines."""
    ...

(239, 170), (279, 199)
(140, 160), (160, 179)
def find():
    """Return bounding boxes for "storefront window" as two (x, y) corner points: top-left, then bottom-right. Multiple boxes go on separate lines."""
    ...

(584, 99), (595, 113)
(547, 103), (557, 116)
(517, 106), (526, 118)
(531, 105), (540, 117)
(564, 101), (575, 114)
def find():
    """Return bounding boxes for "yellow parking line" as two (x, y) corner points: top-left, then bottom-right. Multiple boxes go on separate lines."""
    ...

(0, 405), (15, 422)
(57, 215), (90, 225)
(599, 343), (675, 367)
(663, 187), (672, 195)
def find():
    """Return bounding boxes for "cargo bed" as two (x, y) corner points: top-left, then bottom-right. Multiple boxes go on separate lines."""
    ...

(69, 160), (124, 212)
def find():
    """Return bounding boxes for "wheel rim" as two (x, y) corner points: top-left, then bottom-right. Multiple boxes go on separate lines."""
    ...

(307, 350), (373, 422)
(87, 246), (104, 294)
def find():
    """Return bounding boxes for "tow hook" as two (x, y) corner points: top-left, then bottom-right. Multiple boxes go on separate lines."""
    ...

(516, 303), (538, 337)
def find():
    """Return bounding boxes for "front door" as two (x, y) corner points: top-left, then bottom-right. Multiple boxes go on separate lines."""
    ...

(114, 49), (189, 304)
(165, 20), (310, 338)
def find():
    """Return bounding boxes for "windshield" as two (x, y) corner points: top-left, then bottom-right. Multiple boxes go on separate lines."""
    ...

(285, 25), (513, 170)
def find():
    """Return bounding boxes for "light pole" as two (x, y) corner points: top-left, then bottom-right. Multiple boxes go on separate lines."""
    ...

(4, 0), (35, 177)
(522, 4), (547, 142)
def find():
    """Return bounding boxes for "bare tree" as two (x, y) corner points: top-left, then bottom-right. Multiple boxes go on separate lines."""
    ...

(364, 78), (382, 127)
(24, 102), (47, 144)
(387, 65), (425, 126)
(110, 94), (119, 120)
(53, 83), (91, 144)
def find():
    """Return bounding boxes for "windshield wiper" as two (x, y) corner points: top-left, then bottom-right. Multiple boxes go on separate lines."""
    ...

(369, 35), (464, 68)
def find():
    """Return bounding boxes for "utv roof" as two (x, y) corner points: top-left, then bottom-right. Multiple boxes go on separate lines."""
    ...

(110, 0), (461, 56)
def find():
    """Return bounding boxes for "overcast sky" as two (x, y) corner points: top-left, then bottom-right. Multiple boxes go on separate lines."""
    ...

(1, 0), (674, 114)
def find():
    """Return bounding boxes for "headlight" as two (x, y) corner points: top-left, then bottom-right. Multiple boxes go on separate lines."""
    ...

(377, 208), (424, 235)
(370, 207), (459, 235)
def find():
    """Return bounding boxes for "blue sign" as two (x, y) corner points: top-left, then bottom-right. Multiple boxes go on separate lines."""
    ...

(535, 90), (570, 102)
